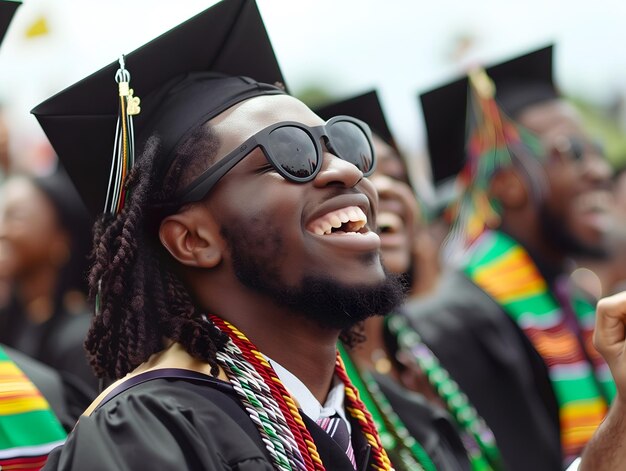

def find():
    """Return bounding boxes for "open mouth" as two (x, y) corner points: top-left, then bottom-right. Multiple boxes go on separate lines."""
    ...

(307, 206), (369, 235)
(377, 212), (404, 235)
(577, 191), (611, 213)
(574, 190), (614, 232)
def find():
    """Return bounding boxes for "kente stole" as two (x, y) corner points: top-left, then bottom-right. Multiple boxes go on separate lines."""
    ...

(0, 346), (66, 471)
(464, 230), (615, 461)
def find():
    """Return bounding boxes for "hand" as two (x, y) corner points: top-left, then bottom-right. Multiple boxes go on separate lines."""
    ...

(594, 291), (626, 400)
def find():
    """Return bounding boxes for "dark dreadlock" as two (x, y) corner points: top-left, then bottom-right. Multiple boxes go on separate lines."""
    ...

(86, 124), (228, 379)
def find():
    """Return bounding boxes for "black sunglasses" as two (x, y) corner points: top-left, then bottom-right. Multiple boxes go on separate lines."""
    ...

(176, 115), (376, 204)
(547, 135), (605, 163)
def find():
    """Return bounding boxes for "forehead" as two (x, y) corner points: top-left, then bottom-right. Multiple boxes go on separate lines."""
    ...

(1, 177), (39, 203)
(515, 99), (585, 140)
(210, 94), (324, 148)
(372, 135), (408, 182)
(0, 177), (54, 216)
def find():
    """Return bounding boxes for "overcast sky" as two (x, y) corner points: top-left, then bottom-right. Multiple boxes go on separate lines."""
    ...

(2, 0), (625, 176)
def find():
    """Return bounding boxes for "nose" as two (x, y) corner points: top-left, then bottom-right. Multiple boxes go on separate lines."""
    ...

(369, 173), (395, 197)
(583, 153), (613, 185)
(312, 151), (364, 189)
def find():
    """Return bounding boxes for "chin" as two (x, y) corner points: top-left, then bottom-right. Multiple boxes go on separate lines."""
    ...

(540, 206), (609, 259)
(380, 252), (411, 275)
(321, 263), (388, 288)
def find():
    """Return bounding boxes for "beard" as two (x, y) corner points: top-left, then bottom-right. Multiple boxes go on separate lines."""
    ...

(221, 224), (406, 331)
(539, 204), (609, 260)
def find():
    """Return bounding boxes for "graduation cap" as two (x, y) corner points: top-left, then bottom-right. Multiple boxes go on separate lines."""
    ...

(0, 1), (19, 47)
(32, 0), (286, 216)
(420, 44), (555, 186)
(315, 90), (397, 150)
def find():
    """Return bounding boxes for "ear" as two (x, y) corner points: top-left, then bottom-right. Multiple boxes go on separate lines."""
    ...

(488, 167), (528, 210)
(159, 206), (223, 269)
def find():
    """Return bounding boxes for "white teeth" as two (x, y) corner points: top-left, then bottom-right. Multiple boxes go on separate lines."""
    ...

(308, 205), (368, 235)
(330, 215), (342, 228)
(377, 212), (403, 233)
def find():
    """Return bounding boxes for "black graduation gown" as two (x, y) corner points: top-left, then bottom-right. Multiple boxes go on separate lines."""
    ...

(373, 373), (471, 471)
(402, 271), (562, 471)
(0, 300), (97, 396)
(5, 345), (91, 432)
(43, 373), (374, 471)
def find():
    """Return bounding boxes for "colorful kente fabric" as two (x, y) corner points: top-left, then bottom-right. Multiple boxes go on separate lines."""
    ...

(446, 70), (544, 255)
(0, 346), (66, 471)
(464, 230), (615, 461)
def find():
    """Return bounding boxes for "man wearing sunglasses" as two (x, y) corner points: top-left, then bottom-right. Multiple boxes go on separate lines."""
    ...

(405, 45), (614, 471)
(32, 1), (406, 470)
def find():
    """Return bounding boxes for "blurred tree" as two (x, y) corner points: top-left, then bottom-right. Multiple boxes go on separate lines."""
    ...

(295, 83), (336, 109)
(570, 96), (626, 168)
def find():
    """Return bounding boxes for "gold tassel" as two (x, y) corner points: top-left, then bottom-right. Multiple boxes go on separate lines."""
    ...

(104, 55), (141, 214)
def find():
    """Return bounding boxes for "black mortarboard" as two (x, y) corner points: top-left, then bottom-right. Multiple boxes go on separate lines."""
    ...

(0, 1), (19, 47)
(420, 45), (555, 186)
(315, 90), (397, 149)
(32, 0), (286, 216)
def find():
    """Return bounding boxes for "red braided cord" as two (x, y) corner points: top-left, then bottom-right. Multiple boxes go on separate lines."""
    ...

(334, 353), (393, 471)
(210, 315), (324, 471)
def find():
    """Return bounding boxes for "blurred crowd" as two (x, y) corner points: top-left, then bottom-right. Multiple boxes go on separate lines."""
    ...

(1, 1), (626, 471)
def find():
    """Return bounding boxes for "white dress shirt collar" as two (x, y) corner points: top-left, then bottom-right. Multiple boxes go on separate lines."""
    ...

(267, 357), (351, 431)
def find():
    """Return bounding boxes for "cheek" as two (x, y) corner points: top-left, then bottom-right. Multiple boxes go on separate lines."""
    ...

(214, 183), (305, 253)
(546, 166), (577, 210)
(0, 224), (55, 275)
(213, 174), (304, 230)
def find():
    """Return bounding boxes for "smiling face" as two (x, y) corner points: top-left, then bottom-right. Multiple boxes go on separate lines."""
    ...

(166, 95), (401, 328)
(368, 135), (420, 276)
(516, 99), (613, 257)
(206, 94), (384, 284)
(0, 177), (65, 281)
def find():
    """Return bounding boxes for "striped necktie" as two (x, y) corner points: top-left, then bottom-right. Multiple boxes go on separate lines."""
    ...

(317, 413), (356, 469)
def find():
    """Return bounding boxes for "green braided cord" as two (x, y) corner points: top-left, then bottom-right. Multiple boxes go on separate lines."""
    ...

(338, 343), (434, 471)
(217, 340), (305, 471)
(387, 314), (504, 471)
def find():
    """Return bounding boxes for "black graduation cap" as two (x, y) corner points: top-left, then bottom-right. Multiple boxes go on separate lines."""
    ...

(315, 90), (397, 149)
(420, 45), (555, 186)
(32, 0), (286, 216)
(0, 1), (20, 47)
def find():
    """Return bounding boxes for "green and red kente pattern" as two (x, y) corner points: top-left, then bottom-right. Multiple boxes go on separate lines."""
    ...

(465, 230), (615, 462)
(0, 346), (66, 470)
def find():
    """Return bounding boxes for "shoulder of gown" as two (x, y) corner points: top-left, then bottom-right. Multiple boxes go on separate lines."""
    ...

(43, 377), (274, 471)
(41, 310), (99, 395)
(373, 372), (471, 471)
(401, 270), (562, 471)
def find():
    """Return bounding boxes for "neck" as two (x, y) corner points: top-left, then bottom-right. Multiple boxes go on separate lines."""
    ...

(350, 316), (393, 374)
(16, 265), (59, 324)
(204, 285), (339, 404)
